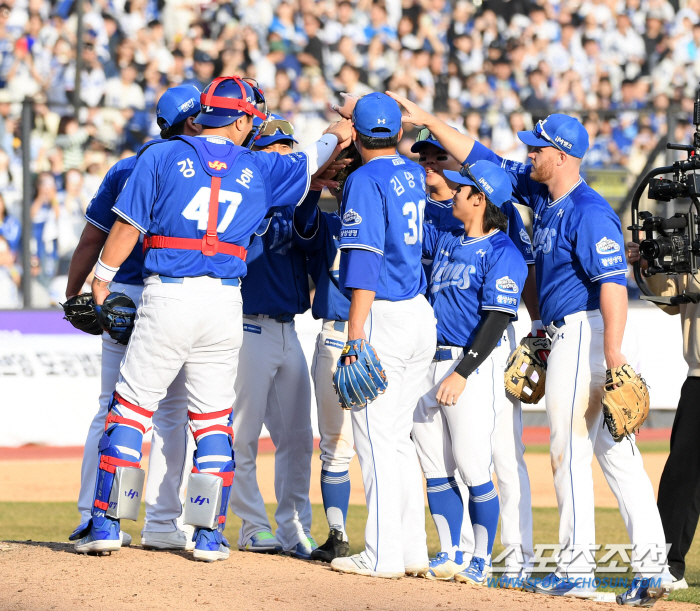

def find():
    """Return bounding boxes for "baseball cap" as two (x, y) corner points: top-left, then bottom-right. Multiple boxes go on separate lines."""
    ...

(156, 84), (201, 130)
(444, 160), (512, 208)
(193, 50), (214, 64)
(410, 127), (446, 153)
(517, 113), (589, 158)
(252, 113), (298, 147)
(352, 92), (402, 138)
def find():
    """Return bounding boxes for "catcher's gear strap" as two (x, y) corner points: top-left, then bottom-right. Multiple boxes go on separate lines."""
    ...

(202, 76), (266, 120)
(454, 311), (511, 379)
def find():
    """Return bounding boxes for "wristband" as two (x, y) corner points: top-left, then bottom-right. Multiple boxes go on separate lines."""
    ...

(94, 257), (119, 283)
(530, 319), (544, 334)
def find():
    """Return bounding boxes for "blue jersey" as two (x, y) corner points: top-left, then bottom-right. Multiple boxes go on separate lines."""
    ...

(467, 141), (627, 326)
(293, 192), (350, 321)
(338, 155), (427, 301)
(85, 155), (143, 285)
(423, 224), (527, 347)
(113, 135), (310, 279)
(242, 206), (310, 316)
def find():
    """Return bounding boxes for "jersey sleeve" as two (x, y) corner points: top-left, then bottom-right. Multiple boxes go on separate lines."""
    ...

(502, 201), (535, 264)
(422, 222), (440, 258)
(112, 149), (159, 233)
(481, 242), (528, 316)
(292, 190), (323, 253)
(570, 204), (627, 284)
(84, 166), (118, 233)
(338, 173), (385, 255)
(252, 150), (311, 209)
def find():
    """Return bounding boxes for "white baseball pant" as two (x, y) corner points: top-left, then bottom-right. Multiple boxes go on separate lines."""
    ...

(229, 316), (313, 551)
(77, 281), (193, 532)
(545, 309), (667, 579)
(352, 295), (436, 574)
(311, 319), (354, 473)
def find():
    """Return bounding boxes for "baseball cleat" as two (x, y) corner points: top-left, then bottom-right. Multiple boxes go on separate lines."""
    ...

(289, 536), (318, 560)
(669, 576), (688, 591)
(498, 568), (529, 589)
(405, 561), (430, 577)
(192, 528), (230, 563)
(238, 531), (282, 553)
(522, 572), (597, 599)
(617, 573), (672, 607)
(310, 529), (350, 562)
(120, 531), (132, 546)
(331, 553), (404, 579)
(425, 551), (468, 581)
(455, 556), (491, 585)
(141, 529), (193, 551)
(71, 516), (122, 555)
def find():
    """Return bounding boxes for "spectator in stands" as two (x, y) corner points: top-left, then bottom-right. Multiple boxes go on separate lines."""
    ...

(104, 63), (146, 109)
(55, 116), (94, 171)
(0, 191), (20, 256)
(0, 235), (20, 308)
(184, 50), (216, 91)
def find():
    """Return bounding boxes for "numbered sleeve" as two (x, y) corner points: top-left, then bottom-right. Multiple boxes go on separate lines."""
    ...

(338, 173), (385, 255)
(481, 244), (528, 316)
(85, 164), (120, 234)
(570, 203), (627, 285)
(253, 151), (311, 209)
(502, 201), (535, 264)
(112, 149), (158, 233)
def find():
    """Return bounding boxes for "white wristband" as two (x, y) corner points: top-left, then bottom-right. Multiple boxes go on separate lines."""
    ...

(530, 319), (544, 334)
(95, 257), (119, 283)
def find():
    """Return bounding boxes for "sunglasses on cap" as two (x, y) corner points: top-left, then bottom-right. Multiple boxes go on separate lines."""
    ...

(456, 164), (492, 203)
(415, 127), (435, 143)
(255, 118), (294, 138)
(532, 120), (567, 154)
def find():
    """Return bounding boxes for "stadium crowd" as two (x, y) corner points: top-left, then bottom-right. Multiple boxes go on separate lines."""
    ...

(0, 0), (699, 307)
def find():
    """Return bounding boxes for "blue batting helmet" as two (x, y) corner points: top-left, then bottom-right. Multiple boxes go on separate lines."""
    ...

(194, 76), (267, 128)
(251, 113), (298, 147)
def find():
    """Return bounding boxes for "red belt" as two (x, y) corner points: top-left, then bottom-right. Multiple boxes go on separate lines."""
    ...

(142, 175), (247, 261)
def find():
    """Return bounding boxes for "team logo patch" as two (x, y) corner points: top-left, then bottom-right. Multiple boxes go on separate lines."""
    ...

(208, 160), (228, 170)
(325, 338), (345, 349)
(392, 157), (405, 166)
(519, 228), (531, 244)
(342, 209), (362, 226)
(496, 276), (519, 293)
(596, 237), (620, 255)
(243, 324), (261, 334)
(179, 97), (195, 113)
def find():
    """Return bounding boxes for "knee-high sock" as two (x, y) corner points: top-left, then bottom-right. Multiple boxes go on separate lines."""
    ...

(468, 481), (499, 561)
(321, 469), (350, 536)
(426, 477), (463, 559)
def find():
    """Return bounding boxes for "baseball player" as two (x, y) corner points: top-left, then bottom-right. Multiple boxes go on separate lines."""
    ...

(329, 92), (437, 579)
(412, 130), (536, 582)
(390, 95), (672, 604)
(229, 114), (317, 559)
(66, 84), (202, 551)
(71, 76), (351, 562)
(292, 149), (362, 562)
(413, 160), (527, 585)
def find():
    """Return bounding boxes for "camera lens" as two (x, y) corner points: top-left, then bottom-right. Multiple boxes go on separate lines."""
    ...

(640, 237), (675, 260)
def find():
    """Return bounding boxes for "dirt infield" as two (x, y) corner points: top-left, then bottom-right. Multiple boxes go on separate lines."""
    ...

(0, 542), (693, 611)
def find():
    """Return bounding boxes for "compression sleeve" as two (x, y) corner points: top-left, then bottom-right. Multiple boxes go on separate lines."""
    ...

(343, 249), (381, 292)
(302, 134), (339, 175)
(454, 311), (511, 379)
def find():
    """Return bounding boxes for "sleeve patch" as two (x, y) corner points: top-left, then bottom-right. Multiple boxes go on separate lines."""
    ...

(342, 209), (362, 226)
(496, 276), (519, 293)
(596, 237), (621, 254)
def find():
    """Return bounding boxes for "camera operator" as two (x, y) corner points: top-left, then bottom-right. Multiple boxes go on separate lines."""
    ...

(627, 240), (697, 591)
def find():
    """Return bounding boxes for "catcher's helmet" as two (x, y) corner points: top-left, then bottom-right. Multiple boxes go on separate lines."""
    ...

(194, 76), (267, 128)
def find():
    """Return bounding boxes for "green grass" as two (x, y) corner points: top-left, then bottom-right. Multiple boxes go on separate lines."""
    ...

(525, 440), (670, 454)
(1, 502), (697, 602)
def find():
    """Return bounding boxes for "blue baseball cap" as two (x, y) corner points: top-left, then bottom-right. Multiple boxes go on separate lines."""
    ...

(156, 84), (201, 130)
(410, 127), (446, 153)
(352, 92), (402, 138)
(517, 113), (589, 158)
(444, 160), (512, 208)
(252, 113), (298, 147)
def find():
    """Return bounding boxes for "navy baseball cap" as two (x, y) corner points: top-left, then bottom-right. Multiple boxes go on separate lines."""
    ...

(252, 113), (298, 147)
(352, 92), (402, 138)
(444, 160), (512, 208)
(410, 127), (446, 153)
(517, 113), (589, 158)
(156, 84), (201, 130)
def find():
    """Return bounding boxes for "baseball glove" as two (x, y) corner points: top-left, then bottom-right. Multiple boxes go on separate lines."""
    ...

(96, 292), (137, 346)
(601, 364), (650, 442)
(504, 338), (548, 404)
(333, 339), (388, 410)
(332, 146), (362, 194)
(61, 293), (103, 335)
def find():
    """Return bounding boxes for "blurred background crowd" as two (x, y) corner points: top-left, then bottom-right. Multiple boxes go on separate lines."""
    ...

(0, 0), (698, 307)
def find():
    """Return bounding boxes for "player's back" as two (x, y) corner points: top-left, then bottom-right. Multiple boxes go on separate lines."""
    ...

(339, 155), (427, 301)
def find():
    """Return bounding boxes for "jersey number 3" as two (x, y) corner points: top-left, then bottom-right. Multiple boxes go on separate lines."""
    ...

(403, 200), (426, 245)
(182, 186), (242, 233)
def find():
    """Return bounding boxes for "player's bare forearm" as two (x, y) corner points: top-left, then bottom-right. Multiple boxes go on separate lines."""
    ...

(600, 282), (628, 369)
(522, 265), (541, 322)
(345, 288), (375, 364)
(66, 223), (108, 298)
(385, 91), (476, 162)
(91, 218), (141, 305)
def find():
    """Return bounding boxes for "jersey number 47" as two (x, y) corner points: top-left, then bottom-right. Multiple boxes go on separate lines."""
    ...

(182, 186), (243, 233)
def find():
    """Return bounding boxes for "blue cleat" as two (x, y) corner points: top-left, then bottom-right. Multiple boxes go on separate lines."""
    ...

(289, 536), (318, 560)
(617, 575), (672, 607)
(454, 556), (491, 585)
(238, 531), (283, 553)
(522, 572), (597, 599)
(70, 516), (122, 555)
(192, 528), (230, 563)
(426, 551), (468, 581)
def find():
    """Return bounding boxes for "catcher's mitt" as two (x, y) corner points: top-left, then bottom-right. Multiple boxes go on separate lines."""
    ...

(97, 292), (137, 346)
(601, 364), (650, 442)
(61, 293), (103, 335)
(504, 338), (547, 404)
(333, 339), (388, 410)
(332, 146), (362, 194)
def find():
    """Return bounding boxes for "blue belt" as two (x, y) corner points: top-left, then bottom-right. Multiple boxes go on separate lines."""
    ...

(158, 275), (240, 286)
(434, 346), (463, 361)
(333, 321), (347, 333)
(247, 312), (295, 323)
(551, 318), (565, 328)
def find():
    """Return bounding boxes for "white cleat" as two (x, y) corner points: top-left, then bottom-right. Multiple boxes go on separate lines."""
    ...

(669, 576), (688, 591)
(425, 552), (468, 581)
(141, 529), (193, 551)
(120, 531), (132, 546)
(331, 553), (404, 579)
(405, 561), (429, 577)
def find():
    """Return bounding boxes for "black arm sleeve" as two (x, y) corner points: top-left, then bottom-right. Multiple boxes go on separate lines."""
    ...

(454, 311), (512, 380)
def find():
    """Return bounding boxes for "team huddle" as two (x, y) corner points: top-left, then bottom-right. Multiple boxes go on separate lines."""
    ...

(62, 77), (671, 607)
